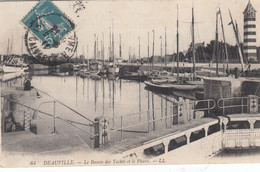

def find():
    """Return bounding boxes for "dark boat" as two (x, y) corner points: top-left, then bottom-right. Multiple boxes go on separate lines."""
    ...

(119, 72), (148, 81)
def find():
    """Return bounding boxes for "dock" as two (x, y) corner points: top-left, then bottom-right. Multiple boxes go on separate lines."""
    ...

(2, 131), (92, 155)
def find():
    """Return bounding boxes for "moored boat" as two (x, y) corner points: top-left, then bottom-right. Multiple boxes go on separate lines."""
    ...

(186, 80), (204, 89)
(119, 72), (148, 81)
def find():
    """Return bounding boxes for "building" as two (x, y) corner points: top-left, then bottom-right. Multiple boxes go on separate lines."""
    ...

(243, 1), (257, 62)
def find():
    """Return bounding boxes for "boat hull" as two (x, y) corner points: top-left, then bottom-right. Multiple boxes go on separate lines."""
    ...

(144, 81), (197, 91)
(120, 73), (147, 81)
(3, 65), (27, 73)
(108, 67), (119, 74)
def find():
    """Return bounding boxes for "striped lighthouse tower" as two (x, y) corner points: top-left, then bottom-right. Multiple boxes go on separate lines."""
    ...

(243, 0), (257, 62)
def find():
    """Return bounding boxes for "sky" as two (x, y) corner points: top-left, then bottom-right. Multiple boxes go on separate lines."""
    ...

(0, 0), (259, 60)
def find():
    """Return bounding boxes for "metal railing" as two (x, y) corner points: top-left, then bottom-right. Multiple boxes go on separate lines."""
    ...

(193, 99), (216, 114)
(36, 100), (97, 138)
(111, 105), (178, 141)
(110, 99), (216, 141)
(3, 96), (98, 147)
(217, 96), (248, 116)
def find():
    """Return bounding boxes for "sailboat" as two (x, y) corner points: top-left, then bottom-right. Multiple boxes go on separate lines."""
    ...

(99, 33), (107, 75)
(2, 36), (28, 74)
(79, 46), (88, 72)
(119, 36), (149, 81)
(73, 47), (80, 72)
(107, 19), (120, 75)
(145, 5), (197, 91)
(79, 36), (100, 79)
(199, 7), (245, 80)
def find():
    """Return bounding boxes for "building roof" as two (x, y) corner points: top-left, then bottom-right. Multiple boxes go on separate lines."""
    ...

(243, 1), (256, 14)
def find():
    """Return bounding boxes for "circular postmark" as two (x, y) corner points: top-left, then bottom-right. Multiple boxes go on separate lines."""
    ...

(28, 12), (75, 49)
(25, 30), (78, 66)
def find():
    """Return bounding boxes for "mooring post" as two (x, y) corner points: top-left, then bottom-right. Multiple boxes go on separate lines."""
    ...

(94, 116), (111, 148)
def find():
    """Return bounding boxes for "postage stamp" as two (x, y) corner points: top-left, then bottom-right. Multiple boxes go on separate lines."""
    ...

(25, 30), (78, 66)
(21, 0), (75, 49)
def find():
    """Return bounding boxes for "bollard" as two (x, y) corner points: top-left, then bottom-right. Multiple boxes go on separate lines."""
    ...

(94, 116), (111, 148)
(247, 95), (258, 114)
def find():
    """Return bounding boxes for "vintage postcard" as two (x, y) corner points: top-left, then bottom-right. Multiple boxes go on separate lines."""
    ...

(1, 0), (260, 168)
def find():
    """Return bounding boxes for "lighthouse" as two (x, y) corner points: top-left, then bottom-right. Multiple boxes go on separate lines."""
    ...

(243, 0), (257, 62)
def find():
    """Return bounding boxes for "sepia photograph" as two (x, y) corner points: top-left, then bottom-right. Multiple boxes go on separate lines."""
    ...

(1, 0), (260, 168)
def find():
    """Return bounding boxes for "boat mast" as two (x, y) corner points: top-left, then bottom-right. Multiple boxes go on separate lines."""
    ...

(148, 32), (150, 66)
(94, 34), (96, 61)
(21, 35), (24, 56)
(76, 47), (78, 65)
(7, 35), (13, 63)
(138, 36), (140, 61)
(165, 27), (167, 67)
(160, 36), (162, 69)
(10, 34), (13, 55)
(192, 6), (196, 79)
(129, 46), (131, 62)
(109, 26), (112, 61)
(6, 38), (10, 62)
(177, 4), (180, 84)
(119, 34), (122, 58)
(152, 30), (155, 72)
(228, 10), (245, 72)
(215, 10), (219, 76)
(102, 32), (105, 66)
(112, 19), (115, 70)
(219, 7), (229, 75)
(82, 46), (85, 64)
(87, 44), (89, 68)
(97, 37), (99, 60)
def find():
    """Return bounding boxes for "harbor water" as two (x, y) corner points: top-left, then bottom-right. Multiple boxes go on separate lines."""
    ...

(1, 72), (200, 145)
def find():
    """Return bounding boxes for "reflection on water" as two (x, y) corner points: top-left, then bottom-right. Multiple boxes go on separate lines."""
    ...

(1, 73), (199, 143)
(28, 74), (181, 122)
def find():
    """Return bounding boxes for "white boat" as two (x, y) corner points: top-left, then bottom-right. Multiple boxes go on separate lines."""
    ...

(107, 66), (119, 74)
(144, 81), (197, 91)
(0, 72), (23, 82)
(2, 65), (28, 73)
(171, 84), (197, 90)
(144, 81), (177, 90)
(186, 80), (204, 89)
(79, 69), (100, 79)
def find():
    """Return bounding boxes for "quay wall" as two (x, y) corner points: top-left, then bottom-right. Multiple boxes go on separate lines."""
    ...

(1, 88), (36, 133)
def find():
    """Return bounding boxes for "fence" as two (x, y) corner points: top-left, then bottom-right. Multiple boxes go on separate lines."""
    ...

(2, 94), (99, 148)
(6, 93), (258, 150)
(218, 95), (259, 116)
(109, 99), (216, 142)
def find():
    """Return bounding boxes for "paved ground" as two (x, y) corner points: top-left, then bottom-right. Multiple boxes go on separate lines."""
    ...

(2, 131), (92, 155)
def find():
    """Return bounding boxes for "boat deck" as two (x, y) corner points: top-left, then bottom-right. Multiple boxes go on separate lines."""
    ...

(98, 117), (218, 154)
(227, 113), (260, 121)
